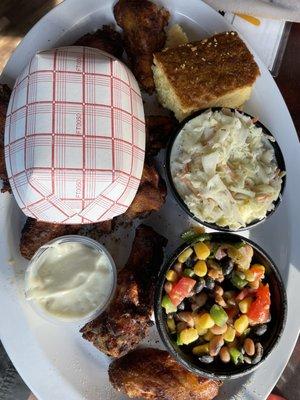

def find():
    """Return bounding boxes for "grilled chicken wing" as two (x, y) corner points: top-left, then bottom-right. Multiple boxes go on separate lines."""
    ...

(145, 115), (176, 158)
(114, 0), (170, 93)
(74, 25), (124, 59)
(123, 162), (167, 221)
(80, 225), (167, 358)
(109, 347), (222, 400)
(19, 218), (114, 260)
(0, 84), (12, 193)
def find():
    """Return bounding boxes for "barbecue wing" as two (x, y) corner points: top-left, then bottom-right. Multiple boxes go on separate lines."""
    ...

(109, 347), (222, 400)
(80, 225), (167, 357)
(123, 162), (167, 220)
(74, 25), (124, 59)
(19, 218), (113, 260)
(114, 0), (170, 93)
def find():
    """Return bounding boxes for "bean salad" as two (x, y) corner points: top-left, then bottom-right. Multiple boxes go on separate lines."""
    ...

(161, 232), (271, 366)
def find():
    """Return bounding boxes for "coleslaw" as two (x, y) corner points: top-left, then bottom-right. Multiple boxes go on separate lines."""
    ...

(171, 109), (284, 230)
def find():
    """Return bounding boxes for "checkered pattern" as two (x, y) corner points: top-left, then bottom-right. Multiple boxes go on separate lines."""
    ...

(4, 46), (145, 224)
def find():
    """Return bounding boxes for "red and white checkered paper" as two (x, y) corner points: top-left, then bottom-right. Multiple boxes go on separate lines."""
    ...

(4, 46), (145, 224)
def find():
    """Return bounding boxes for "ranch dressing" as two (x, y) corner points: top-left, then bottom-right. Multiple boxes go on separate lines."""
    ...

(25, 240), (115, 321)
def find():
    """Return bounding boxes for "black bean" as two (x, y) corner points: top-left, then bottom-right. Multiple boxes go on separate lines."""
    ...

(193, 337), (206, 346)
(177, 301), (185, 311)
(252, 324), (268, 336)
(205, 277), (215, 290)
(191, 303), (199, 312)
(185, 257), (195, 269)
(198, 355), (214, 364)
(194, 278), (205, 293)
(187, 290), (195, 298)
(203, 298), (215, 312)
(174, 314), (181, 322)
(221, 257), (234, 276)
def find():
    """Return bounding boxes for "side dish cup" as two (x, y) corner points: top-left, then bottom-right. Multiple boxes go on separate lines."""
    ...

(24, 235), (117, 325)
(154, 232), (287, 380)
(166, 108), (286, 232)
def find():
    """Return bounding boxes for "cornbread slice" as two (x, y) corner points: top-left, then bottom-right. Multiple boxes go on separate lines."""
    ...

(153, 31), (260, 121)
(165, 24), (189, 49)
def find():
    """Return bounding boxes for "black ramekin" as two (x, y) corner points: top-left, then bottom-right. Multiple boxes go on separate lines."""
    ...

(165, 107), (286, 232)
(154, 232), (287, 380)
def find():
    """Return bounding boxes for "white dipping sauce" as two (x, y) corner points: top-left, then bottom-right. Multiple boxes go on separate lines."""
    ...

(26, 241), (114, 321)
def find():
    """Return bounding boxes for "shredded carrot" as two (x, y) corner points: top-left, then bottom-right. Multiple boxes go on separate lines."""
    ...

(236, 13), (261, 26)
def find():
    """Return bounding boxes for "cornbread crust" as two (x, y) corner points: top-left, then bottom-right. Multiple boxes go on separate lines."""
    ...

(153, 31), (260, 120)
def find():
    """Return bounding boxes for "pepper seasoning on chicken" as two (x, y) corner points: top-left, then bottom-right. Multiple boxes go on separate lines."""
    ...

(80, 225), (167, 358)
(114, 0), (170, 94)
(109, 347), (222, 400)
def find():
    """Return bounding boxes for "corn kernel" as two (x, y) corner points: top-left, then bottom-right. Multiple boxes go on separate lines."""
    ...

(238, 297), (252, 314)
(244, 270), (255, 282)
(197, 328), (208, 336)
(178, 247), (193, 263)
(167, 318), (176, 333)
(194, 313), (215, 332)
(204, 330), (214, 341)
(251, 264), (265, 278)
(192, 343), (209, 355)
(251, 264), (265, 273)
(166, 270), (178, 282)
(194, 242), (210, 260)
(194, 260), (208, 277)
(223, 326), (236, 342)
(179, 328), (199, 345)
(234, 315), (249, 335)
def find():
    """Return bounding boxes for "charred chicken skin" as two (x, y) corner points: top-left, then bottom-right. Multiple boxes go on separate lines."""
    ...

(109, 347), (222, 400)
(74, 25), (124, 59)
(145, 115), (176, 158)
(80, 225), (167, 358)
(19, 218), (113, 260)
(114, 0), (170, 93)
(123, 161), (167, 220)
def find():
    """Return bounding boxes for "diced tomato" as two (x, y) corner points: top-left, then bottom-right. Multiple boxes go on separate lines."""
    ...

(247, 284), (271, 324)
(169, 277), (196, 306)
(250, 265), (265, 280)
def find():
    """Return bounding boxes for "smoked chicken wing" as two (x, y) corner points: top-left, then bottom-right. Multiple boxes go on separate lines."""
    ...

(109, 347), (222, 400)
(80, 225), (167, 358)
(74, 25), (124, 59)
(114, 0), (170, 93)
(123, 162), (167, 221)
(145, 115), (176, 158)
(20, 218), (114, 260)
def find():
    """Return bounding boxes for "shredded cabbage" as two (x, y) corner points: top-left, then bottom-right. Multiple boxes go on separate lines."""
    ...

(171, 109), (284, 230)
